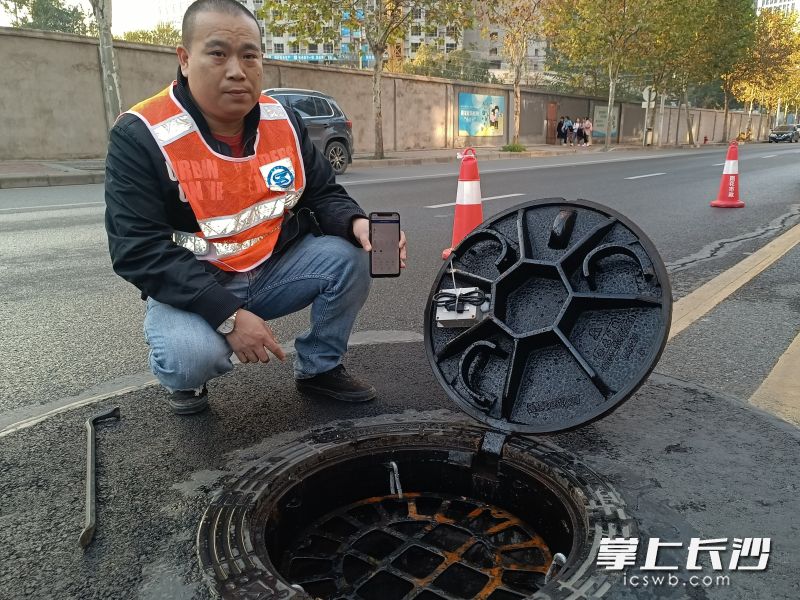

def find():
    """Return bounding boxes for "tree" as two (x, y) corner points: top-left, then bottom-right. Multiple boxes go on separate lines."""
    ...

(88, 0), (122, 131)
(1, 0), (90, 34)
(260, 0), (470, 159)
(121, 22), (182, 46)
(732, 9), (800, 136)
(543, 0), (657, 150)
(706, 0), (756, 141)
(474, 0), (545, 145)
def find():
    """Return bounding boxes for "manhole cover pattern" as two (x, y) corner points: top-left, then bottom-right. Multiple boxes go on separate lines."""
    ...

(281, 493), (552, 600)
(425, 198), (672, 434)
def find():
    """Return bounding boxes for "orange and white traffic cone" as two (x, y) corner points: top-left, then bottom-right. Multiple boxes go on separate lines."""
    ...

(442, 148), (484, 260)
(711, 141), (745, 208)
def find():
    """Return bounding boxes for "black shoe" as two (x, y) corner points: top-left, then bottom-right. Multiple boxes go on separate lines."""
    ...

(296, 365), (377, 403)
(168, 385), (209, 415)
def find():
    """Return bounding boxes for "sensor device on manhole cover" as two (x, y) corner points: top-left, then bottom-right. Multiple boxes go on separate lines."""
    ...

(198, 199), (670, 600)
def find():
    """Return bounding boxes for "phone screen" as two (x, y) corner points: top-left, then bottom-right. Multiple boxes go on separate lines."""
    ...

(369, 212), (401, 277)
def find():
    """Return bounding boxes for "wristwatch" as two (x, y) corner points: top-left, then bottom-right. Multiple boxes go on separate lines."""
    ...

(216, 310), (238, 335)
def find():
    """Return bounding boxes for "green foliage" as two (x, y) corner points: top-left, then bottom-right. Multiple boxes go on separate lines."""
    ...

(2, 0), (90, 35)
(121, 22), (182, 46)
(258, 0), (472, 158)
(258, 0), (470, 59)
(501, 143), (526, 152)
(397, 45), (494, 82)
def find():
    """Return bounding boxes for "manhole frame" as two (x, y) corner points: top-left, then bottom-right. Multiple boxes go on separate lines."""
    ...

(198, 421), (636, 600)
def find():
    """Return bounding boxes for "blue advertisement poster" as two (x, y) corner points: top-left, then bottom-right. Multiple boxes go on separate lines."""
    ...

(458, 93), (505, 137)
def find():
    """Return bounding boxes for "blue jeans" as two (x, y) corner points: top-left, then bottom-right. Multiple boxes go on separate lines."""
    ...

(143, 233), (371, 392)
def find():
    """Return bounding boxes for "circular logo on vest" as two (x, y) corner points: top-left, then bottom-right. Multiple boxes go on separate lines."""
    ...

(266, 165), (294, 189)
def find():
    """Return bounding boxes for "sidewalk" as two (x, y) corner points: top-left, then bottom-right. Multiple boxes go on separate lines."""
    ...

(0, 142), (730, 189)
(0, 145), (581, 189)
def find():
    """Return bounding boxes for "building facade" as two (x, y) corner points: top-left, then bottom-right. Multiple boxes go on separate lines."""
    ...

(756, 0), (800, 14)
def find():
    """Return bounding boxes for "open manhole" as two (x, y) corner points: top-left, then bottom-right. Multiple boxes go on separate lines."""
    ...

(198, 199), (670, 599)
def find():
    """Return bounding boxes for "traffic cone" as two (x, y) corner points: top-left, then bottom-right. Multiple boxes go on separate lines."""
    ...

(711, 141), (745, 208)
(442, 148), (484, 260)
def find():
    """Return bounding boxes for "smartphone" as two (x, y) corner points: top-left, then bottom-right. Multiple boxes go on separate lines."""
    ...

(369, 212), (401, 278)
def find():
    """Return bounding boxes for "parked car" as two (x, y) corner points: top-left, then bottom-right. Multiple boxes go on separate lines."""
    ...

(768, 125), (799, 143)
(262, 88), (354, 175)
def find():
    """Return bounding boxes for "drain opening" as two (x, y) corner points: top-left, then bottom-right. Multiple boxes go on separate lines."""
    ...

(282, 493), (550, 600)
(265, 448), (577, 600)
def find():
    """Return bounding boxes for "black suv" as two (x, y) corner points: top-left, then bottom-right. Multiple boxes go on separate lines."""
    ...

(263, 88), (354, 175)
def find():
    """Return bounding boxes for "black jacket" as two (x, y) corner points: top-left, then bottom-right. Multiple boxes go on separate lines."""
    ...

(105, 72), (366, 329)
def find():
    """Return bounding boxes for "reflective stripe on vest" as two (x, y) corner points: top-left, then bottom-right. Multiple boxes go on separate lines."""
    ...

(126, 83), (306, 272)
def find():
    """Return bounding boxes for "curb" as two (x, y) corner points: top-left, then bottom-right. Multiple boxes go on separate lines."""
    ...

(0, 172), (105, 189)
(0, 142), (768, 189)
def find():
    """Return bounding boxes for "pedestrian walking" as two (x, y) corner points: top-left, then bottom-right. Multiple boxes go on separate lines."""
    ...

(556, 116), (565, 145)
(576, 118), (585, 147)
(583, 116), (593, 146)
(564, 116), (574, 146)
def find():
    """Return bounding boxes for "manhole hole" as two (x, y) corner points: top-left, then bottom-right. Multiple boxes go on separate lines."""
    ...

(282, 493), (551, 599)
(198, 423), (635, 599)
(198, 199), (668, 599)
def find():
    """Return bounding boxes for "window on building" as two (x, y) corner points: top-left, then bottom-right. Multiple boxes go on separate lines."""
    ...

(308, 43), (318, 53)
(446, 26), (457, 37)
(489, 47), (498, 56)
(534, 48), (539, 56)
(425, 25), (437, 37)
(411, 42), (421, 53)
(490, 60), (501, 69)
(412, 8), (422, 19)
(411, 24), (421, 36)
(489, 31), (498, 41)
(323, 42), (334, 54)
(445, 42), (456, 52)
(291, 42), (299, 53)
(274, 43), (284, 54)
(322, 26), (333, 39)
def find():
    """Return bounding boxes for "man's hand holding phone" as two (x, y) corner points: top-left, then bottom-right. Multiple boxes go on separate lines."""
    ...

(352, 215), (407, 275)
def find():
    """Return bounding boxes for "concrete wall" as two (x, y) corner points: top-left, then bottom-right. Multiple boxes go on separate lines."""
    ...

(654, 107), (767, 145)
(0, 27), (770, 160)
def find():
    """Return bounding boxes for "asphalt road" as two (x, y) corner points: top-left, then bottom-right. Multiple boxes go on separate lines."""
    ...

(2, 143), (799, 600)
(1, 144), (798, 416)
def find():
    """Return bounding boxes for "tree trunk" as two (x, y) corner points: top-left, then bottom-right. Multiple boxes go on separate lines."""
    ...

(90, 0), (122, 130)
(647, 89), (658, 145)
(776, 98), (782, 126)
(684, 87), (694, 146)
(372, 50), (385, 159)
(745, 98), (754, 135)
(657, 92), (666, 147)
(513, 66), (522, 145)
(722, 88), (730, 142)
(605, 73), (616, 151)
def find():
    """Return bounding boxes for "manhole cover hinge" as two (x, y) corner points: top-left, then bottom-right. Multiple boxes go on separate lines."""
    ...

(480, 430), (508, 458)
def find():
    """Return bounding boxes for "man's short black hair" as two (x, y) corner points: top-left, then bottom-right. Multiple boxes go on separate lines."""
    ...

(181, 0), (261, 48)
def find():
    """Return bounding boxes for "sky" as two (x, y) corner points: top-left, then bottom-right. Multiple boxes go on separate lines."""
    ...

(0, 0), (162, 35)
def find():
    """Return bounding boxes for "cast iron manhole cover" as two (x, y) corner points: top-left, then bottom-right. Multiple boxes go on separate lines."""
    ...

(282, 492), (552, 600)
(425, 198), (671, 433)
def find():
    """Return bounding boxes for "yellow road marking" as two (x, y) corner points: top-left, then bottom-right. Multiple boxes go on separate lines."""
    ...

(749, 333), (800, 426)
(670, 223), (800, 340)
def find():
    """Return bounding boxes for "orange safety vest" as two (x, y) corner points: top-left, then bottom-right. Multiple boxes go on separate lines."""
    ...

(127, 83), (306, 272)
